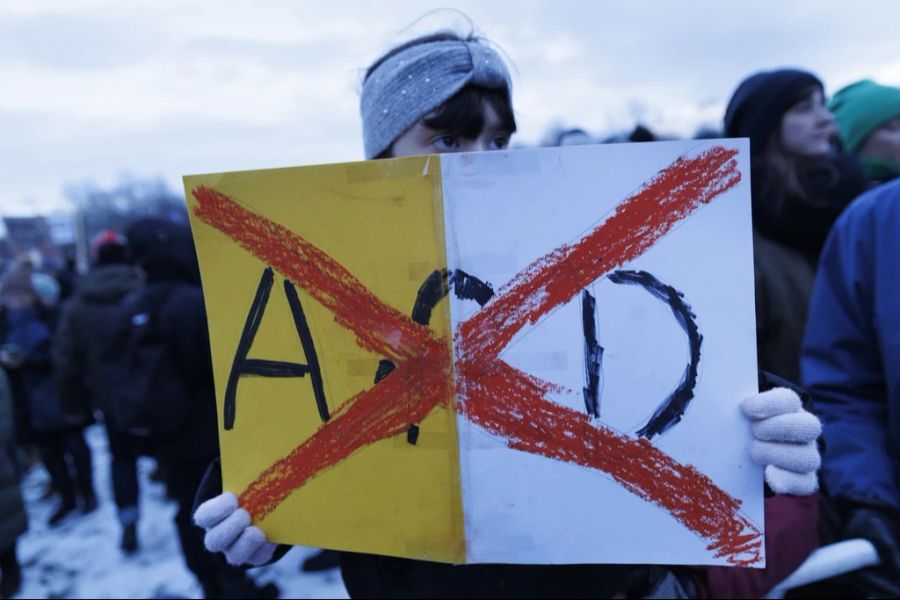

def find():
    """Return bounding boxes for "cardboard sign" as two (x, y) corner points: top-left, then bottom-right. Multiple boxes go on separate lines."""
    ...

(184, 139), (763, 566)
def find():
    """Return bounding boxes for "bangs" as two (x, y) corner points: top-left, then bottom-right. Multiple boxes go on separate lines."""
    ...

(423, 85), (517, 139)
(786, 83), (824, 111)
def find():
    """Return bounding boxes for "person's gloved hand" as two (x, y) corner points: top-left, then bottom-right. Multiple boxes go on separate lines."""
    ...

(193, 492), (277, 566)
(741, 387), (822, 496)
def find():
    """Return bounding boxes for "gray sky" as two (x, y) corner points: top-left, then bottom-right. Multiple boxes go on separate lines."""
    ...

(2, 0), (899, 216)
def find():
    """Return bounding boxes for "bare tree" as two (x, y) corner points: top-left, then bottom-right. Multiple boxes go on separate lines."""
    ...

(64, 175), (187, 242)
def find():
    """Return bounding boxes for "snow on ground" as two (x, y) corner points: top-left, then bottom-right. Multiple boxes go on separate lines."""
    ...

(13, 424), (349, 599)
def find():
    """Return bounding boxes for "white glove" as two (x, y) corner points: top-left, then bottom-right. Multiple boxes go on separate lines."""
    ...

(193, 492), (277, 566)
(741, 388), (822, 496)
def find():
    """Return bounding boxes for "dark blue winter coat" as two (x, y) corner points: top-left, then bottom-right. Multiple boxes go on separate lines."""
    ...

(4, 307), (69, 433)
(801, 178), (900, 511)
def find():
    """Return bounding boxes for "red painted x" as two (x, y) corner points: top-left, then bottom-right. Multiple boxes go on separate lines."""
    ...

(191, 145), (762, 565)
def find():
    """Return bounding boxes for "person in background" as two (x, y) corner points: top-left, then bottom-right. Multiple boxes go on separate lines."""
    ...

(0, 259), (96, 526)
(52, 254), (79, 305)
(124, 218), (276, 599)
(555, 127), (594, 146)
(0, 366), (27, 599)
(829, 79), (900, 186)
(601, 123), (658, 143)
(802, 177), (900, 595)
(54, 231), (144, 553)
(723, 68), (868, 384)
(192, 31), (825, 599)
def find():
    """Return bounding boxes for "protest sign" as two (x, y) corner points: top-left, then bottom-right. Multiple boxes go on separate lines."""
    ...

(184, 139), (762, 566)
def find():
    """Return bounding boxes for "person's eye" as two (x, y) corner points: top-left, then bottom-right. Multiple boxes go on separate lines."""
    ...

(791, 98), (824, 113)
(488, 134), (510, 150)
(432, 135), (459, 151)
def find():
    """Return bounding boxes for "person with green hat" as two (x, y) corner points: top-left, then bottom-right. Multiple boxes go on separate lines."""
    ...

(830, 79), (900, 185)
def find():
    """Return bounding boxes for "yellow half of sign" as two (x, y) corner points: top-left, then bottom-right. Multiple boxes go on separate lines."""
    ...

(184, 155), (465, 563)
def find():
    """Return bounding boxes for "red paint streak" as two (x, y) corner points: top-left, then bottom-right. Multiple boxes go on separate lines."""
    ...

(457, 146), (741, 362)
(457, 360), (763, 566)
(192, 145), (761, 565)
(192, 186), (438, 363)
(240, 347), (451, 518)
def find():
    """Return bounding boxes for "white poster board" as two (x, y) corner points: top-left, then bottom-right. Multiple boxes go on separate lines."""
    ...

(443, 139), (762, 565)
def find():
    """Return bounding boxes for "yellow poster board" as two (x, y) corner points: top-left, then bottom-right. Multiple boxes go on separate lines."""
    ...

(185, 156), (465, 563)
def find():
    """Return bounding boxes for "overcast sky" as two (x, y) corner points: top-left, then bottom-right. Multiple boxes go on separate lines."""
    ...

(3, 0), (899, 216)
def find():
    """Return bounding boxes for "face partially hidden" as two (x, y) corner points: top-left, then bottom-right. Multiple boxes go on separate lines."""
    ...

(390, 100), (512, 158)
(779, 88), (837, 157)
(859, 116), (900, 166)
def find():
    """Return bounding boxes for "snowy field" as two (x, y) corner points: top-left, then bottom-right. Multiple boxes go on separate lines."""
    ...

(13, 425), (349, 599)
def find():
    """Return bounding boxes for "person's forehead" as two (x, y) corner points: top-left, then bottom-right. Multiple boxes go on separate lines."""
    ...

(797, 87), (823, 101)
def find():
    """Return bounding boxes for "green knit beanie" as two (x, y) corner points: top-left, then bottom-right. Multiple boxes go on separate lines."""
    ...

(829, 79), (900, 152)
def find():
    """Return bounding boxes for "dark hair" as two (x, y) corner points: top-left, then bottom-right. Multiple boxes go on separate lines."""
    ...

(724, 69), (823, 156)
(365, 31), (516, 159)
(95, 242), (130, 266)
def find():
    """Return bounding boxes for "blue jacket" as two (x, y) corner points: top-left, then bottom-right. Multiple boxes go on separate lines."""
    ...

(802, 178), (900, 510)
(4, 307), (68, 433)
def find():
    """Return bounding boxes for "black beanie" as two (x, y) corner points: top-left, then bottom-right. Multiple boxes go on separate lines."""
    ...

(96, 242), (129, 266)
(724, 69), (824, 155)
(126, 217), (199, 283)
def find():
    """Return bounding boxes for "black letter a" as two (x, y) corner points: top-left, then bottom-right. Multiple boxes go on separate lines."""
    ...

(223, 267), (328, 430)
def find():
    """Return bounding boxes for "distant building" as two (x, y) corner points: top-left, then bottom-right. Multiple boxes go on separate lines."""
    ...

(2, 215), (66, 265)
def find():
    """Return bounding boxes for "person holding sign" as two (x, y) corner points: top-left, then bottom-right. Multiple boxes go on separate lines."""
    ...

(193, 30), (823, 598)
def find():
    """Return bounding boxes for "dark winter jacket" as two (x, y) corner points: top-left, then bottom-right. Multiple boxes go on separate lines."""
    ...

(751, 152), (868, 383)
(753, 231), (816, 383)
(339, 553), (673, 599)
(148, 280), (219, 460)
(54, 263), (142, 416)
(0, 367), (27, 551)
(125, 218), (218, 461)
(802, 178), (900, 512)
(3, 306), (90, 433)
(1, 312), (32, 444)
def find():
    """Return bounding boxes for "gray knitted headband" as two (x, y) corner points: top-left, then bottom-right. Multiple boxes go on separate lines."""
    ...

(361, 39), (512, 159)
